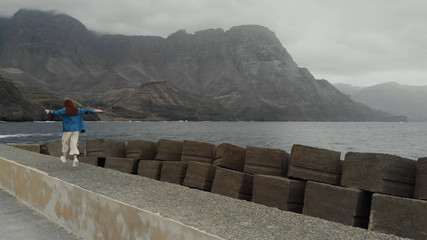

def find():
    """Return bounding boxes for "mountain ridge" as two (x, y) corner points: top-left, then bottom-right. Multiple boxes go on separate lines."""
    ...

(0, 9), (406, 122)
(334, 82), (427, 122)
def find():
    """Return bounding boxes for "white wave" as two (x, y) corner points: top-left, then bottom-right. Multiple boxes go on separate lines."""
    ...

(0, 133), (55, 139)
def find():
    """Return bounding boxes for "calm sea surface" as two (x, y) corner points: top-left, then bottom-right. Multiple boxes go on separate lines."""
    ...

(0, 121), (426, 160)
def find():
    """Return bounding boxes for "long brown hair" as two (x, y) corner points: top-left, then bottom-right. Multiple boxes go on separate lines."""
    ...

(64, 99), (78, 116)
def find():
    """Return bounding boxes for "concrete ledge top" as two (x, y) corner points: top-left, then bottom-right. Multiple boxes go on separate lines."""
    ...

(0, 144), (408, 240)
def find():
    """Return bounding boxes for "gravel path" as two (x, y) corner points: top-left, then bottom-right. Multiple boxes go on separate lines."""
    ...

(0, 144), (409, 240)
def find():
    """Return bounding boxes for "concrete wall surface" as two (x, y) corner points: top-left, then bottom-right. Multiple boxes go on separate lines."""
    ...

(0, 157), (222, 240)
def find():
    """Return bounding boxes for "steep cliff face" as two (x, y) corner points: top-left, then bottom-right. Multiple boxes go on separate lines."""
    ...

(0, 74), (46, 121)
(0, 17), (7, 45)
(0, 9), (405, 121)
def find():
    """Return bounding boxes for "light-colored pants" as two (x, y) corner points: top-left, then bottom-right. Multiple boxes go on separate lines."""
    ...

(62, 131), (80, 155)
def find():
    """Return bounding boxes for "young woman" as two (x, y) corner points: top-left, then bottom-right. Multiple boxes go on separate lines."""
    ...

(45, 100), (103, 167)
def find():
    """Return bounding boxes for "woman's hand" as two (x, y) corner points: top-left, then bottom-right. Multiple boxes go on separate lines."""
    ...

(94, 109), (103, 113)
(44, 109), (50, 114)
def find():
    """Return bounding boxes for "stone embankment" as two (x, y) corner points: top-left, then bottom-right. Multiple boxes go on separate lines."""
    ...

(4, 139), (427, 240)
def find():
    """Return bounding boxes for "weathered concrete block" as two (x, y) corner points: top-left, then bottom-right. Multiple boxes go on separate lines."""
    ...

(86, 139), (126, 158)
(414, 157), (427, 200)
(181, 140), (215, 163)
(287, 144), (342, 185)
(252, 175), (305, 213)
(244, 146), (288, 176)
(137, 160), (162, 180)
(126, 140), (157, 160)
(160, 161), (188, 185)
(369, 193), (427, 240)
(183, 161), (216, 191)
(303, 181), (371, 228)
(211, 167), (253, 201)
(8, 143), (41, 153)
(40, 140), (62, 156)
(341, 152), (416, 198)
(155, 139), (183, 161)
(213, 143), (246, 172)
(40, 139), (84, 157)
(104, 157), (139, 174)
(78, 157), (99, 166)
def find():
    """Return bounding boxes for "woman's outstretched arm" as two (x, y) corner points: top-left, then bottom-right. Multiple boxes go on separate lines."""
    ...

(45, 108), (66, 116)
(79, 109), (103, 114)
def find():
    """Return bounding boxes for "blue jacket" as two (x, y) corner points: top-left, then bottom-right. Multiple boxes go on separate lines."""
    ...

(51, 108), (96, 132)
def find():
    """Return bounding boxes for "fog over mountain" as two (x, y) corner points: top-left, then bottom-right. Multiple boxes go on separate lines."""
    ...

(335, 82), (427, 122)
(0, 9), (405, 122)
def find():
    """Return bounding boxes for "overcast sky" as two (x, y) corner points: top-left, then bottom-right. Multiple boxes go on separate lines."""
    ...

(1, 0), (426, 86)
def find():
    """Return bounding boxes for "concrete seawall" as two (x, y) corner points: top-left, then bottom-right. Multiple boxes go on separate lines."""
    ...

(0, 143), (420, 240)
(0, 154), (221, 239)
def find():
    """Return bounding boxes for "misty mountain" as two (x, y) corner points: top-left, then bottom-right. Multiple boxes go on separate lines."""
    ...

(0, 9), (405, 121)
(335, 82), (427, 122)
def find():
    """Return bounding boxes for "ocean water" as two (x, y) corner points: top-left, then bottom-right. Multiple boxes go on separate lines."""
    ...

(0, 121), (426, 160)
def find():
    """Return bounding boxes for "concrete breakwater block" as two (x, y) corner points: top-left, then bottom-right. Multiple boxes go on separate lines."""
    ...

(369, 194), (427, 240)
(183, 161), (216, 191)
(211, 167), (253, 201)
(137, 160), (162, 180)
(8, 143), (41, 153)
(244, 146), (288, 176)
(303, 181), (371, 228)
(341, 152), (416, 198)
(78, 157), (99, 166)
(213, 143), (246, 172)
(126, 140), (157, 160)
(155, 139), (183, 161)
(40, 140), (62, 156)
(414, 157), (427, 200)
(40, 139), (84, 157)
(252, 175), (305, 213)
(287, 144), (342, 185)
(181, 140), (215, 163)
(104, 157), (139, 174)
(160, 161), (188, 185)
(86, 139), (126, 158)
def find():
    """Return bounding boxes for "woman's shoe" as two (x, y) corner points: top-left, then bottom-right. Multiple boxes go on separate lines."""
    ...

(72, 158), (79, 167)
(60, 156), (66, 163)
